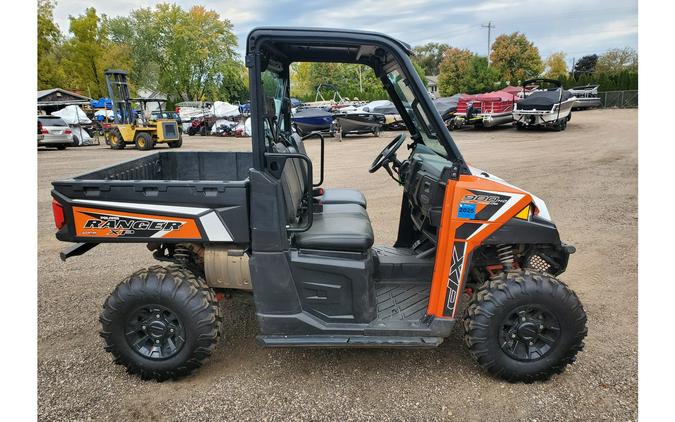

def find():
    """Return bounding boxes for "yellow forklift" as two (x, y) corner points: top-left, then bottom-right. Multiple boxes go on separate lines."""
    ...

(104, 69), (182, 150)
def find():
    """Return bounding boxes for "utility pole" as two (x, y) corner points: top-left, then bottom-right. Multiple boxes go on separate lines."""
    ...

(482, 21), (495, 66)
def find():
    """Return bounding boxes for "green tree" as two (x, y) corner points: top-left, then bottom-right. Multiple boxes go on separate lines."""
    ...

(413, 42), (450, 75)
(544, 52), (568, 80)
(490, 32), (543, 83)
(60, 8), (131, 98)
(437, 47), (474, 96)
(412, 61), (428, 87)
(438, 51), (500, 95)
(595, 47), (638, 74)
(109, 4), (244, 102)
(37, 0), (65, 89)
(460, 56), (502, 93)
(573, 54), (598, 77)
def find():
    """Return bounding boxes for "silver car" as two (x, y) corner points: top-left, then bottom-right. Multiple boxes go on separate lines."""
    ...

(38, 116), (75, 150)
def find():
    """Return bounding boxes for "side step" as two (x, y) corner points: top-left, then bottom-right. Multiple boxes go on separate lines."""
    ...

(257, 335), (443, 348)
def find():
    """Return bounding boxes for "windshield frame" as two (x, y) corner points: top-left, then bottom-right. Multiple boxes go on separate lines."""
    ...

(247, 27), (467, 170)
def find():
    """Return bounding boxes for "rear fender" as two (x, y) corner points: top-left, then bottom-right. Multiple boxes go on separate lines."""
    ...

(51, 191), (231, 245)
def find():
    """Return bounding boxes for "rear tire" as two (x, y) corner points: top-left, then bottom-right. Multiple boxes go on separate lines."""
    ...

(134, 132), (154, 150)
(99, 265), (221, 381)
(463, 270), (587, 382)
(168, 136), (183, 148)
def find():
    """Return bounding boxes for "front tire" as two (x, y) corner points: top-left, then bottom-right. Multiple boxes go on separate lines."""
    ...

(100, 265), (221, 381)
(108, 128), (126, 149)
(463, 270), (587, 382)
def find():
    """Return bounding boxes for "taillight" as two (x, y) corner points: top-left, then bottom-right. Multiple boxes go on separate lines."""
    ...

(41, 128), (49, 134)
(52, 199), (65, 229)
(64, 129), (72, 134)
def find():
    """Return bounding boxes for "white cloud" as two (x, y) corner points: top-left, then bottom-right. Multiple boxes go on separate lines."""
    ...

(52, 0), (637, 59)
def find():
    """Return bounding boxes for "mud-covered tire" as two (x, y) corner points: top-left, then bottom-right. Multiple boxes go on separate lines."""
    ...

(463, 270), (587, 382)
(99, 265), (221, 381)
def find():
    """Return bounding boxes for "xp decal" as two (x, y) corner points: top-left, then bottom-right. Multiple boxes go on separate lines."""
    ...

(444, 241), (465, 314)
(72, 207), (202, 239)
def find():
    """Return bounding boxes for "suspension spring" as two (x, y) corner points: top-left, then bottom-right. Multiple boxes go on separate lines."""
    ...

(496, 244), (515, 270)
(173, 244), (191, 265)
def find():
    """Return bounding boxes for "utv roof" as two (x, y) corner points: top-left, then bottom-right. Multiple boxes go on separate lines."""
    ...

(246, 27), (414, 63)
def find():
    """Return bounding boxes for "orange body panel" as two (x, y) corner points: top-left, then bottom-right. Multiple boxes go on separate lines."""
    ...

(73, 206), (202, 240)
(427, 174), (532, 318)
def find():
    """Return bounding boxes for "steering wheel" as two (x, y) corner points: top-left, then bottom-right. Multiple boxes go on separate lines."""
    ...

(369, 134), (407, 173)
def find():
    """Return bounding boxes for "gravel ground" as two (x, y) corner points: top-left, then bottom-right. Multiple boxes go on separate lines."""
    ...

(38, 109), (637, 421)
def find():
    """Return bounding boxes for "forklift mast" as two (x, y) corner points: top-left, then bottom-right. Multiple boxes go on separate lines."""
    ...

(104, 69), (135, 125)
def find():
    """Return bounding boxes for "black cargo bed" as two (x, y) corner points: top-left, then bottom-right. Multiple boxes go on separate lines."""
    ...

(52, 151), (252, 207)
(76, 151), (252, 181)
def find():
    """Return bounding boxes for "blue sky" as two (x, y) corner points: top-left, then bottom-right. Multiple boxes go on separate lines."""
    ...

(53, 0), (638, 69)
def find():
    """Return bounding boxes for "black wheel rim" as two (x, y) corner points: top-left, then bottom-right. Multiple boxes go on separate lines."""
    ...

(125, 304), (185, 360)
(499, 304), (561, 361)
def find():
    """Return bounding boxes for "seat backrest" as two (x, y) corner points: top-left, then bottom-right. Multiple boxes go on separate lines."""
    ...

(288, 133), (309, 191)
(290, 133), (307, 155)
(273, 142), (304, 224)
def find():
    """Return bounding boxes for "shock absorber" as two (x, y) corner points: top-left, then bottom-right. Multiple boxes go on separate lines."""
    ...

(496, 244), (515, 270)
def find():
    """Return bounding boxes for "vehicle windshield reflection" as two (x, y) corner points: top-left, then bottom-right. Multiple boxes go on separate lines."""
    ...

(386, 69), (445, 157)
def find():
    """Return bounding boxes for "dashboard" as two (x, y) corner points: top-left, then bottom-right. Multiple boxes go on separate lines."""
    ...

(402, 144), (457, 239)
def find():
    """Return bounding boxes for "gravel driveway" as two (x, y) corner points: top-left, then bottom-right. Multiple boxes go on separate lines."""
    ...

(38, 109), (637, 421)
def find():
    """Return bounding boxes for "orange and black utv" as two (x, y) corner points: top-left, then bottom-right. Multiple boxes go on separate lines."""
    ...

(51, 28), (586, 382)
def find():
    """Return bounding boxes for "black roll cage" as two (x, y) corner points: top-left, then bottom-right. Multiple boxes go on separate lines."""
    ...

(245, 27), (466, 172)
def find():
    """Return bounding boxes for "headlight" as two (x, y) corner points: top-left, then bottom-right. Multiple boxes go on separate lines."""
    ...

(514, 204), (532, 221)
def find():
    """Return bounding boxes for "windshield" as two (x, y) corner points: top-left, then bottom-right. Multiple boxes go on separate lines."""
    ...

(38, 116), (67, 127)
(386, 69), (446, 157)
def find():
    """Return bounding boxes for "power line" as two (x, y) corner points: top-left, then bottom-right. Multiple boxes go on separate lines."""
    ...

(481, 21), (495, 66)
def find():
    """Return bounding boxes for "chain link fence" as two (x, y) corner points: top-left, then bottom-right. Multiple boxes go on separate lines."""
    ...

(598, 90), (638, 108)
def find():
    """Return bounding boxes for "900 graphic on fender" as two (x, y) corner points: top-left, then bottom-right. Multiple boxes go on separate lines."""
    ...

(52, 28), (587, 383)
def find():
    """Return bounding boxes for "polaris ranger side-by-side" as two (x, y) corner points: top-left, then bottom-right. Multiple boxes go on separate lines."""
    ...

(51, 28), (587, 382)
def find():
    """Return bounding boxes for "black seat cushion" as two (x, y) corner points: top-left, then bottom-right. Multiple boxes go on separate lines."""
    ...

(320, 188), (367, 208)
(321, 202), (368, 217)
(294, 211), (374, 252)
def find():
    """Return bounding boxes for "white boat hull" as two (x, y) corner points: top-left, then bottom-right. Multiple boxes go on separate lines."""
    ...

(513, 98), (576, 127)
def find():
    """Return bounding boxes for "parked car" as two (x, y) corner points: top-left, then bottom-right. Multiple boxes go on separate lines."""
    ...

(38, 116), (74, 150)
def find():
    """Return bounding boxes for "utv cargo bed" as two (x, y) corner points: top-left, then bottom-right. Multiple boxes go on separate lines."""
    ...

(51, 151), (252, 245)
